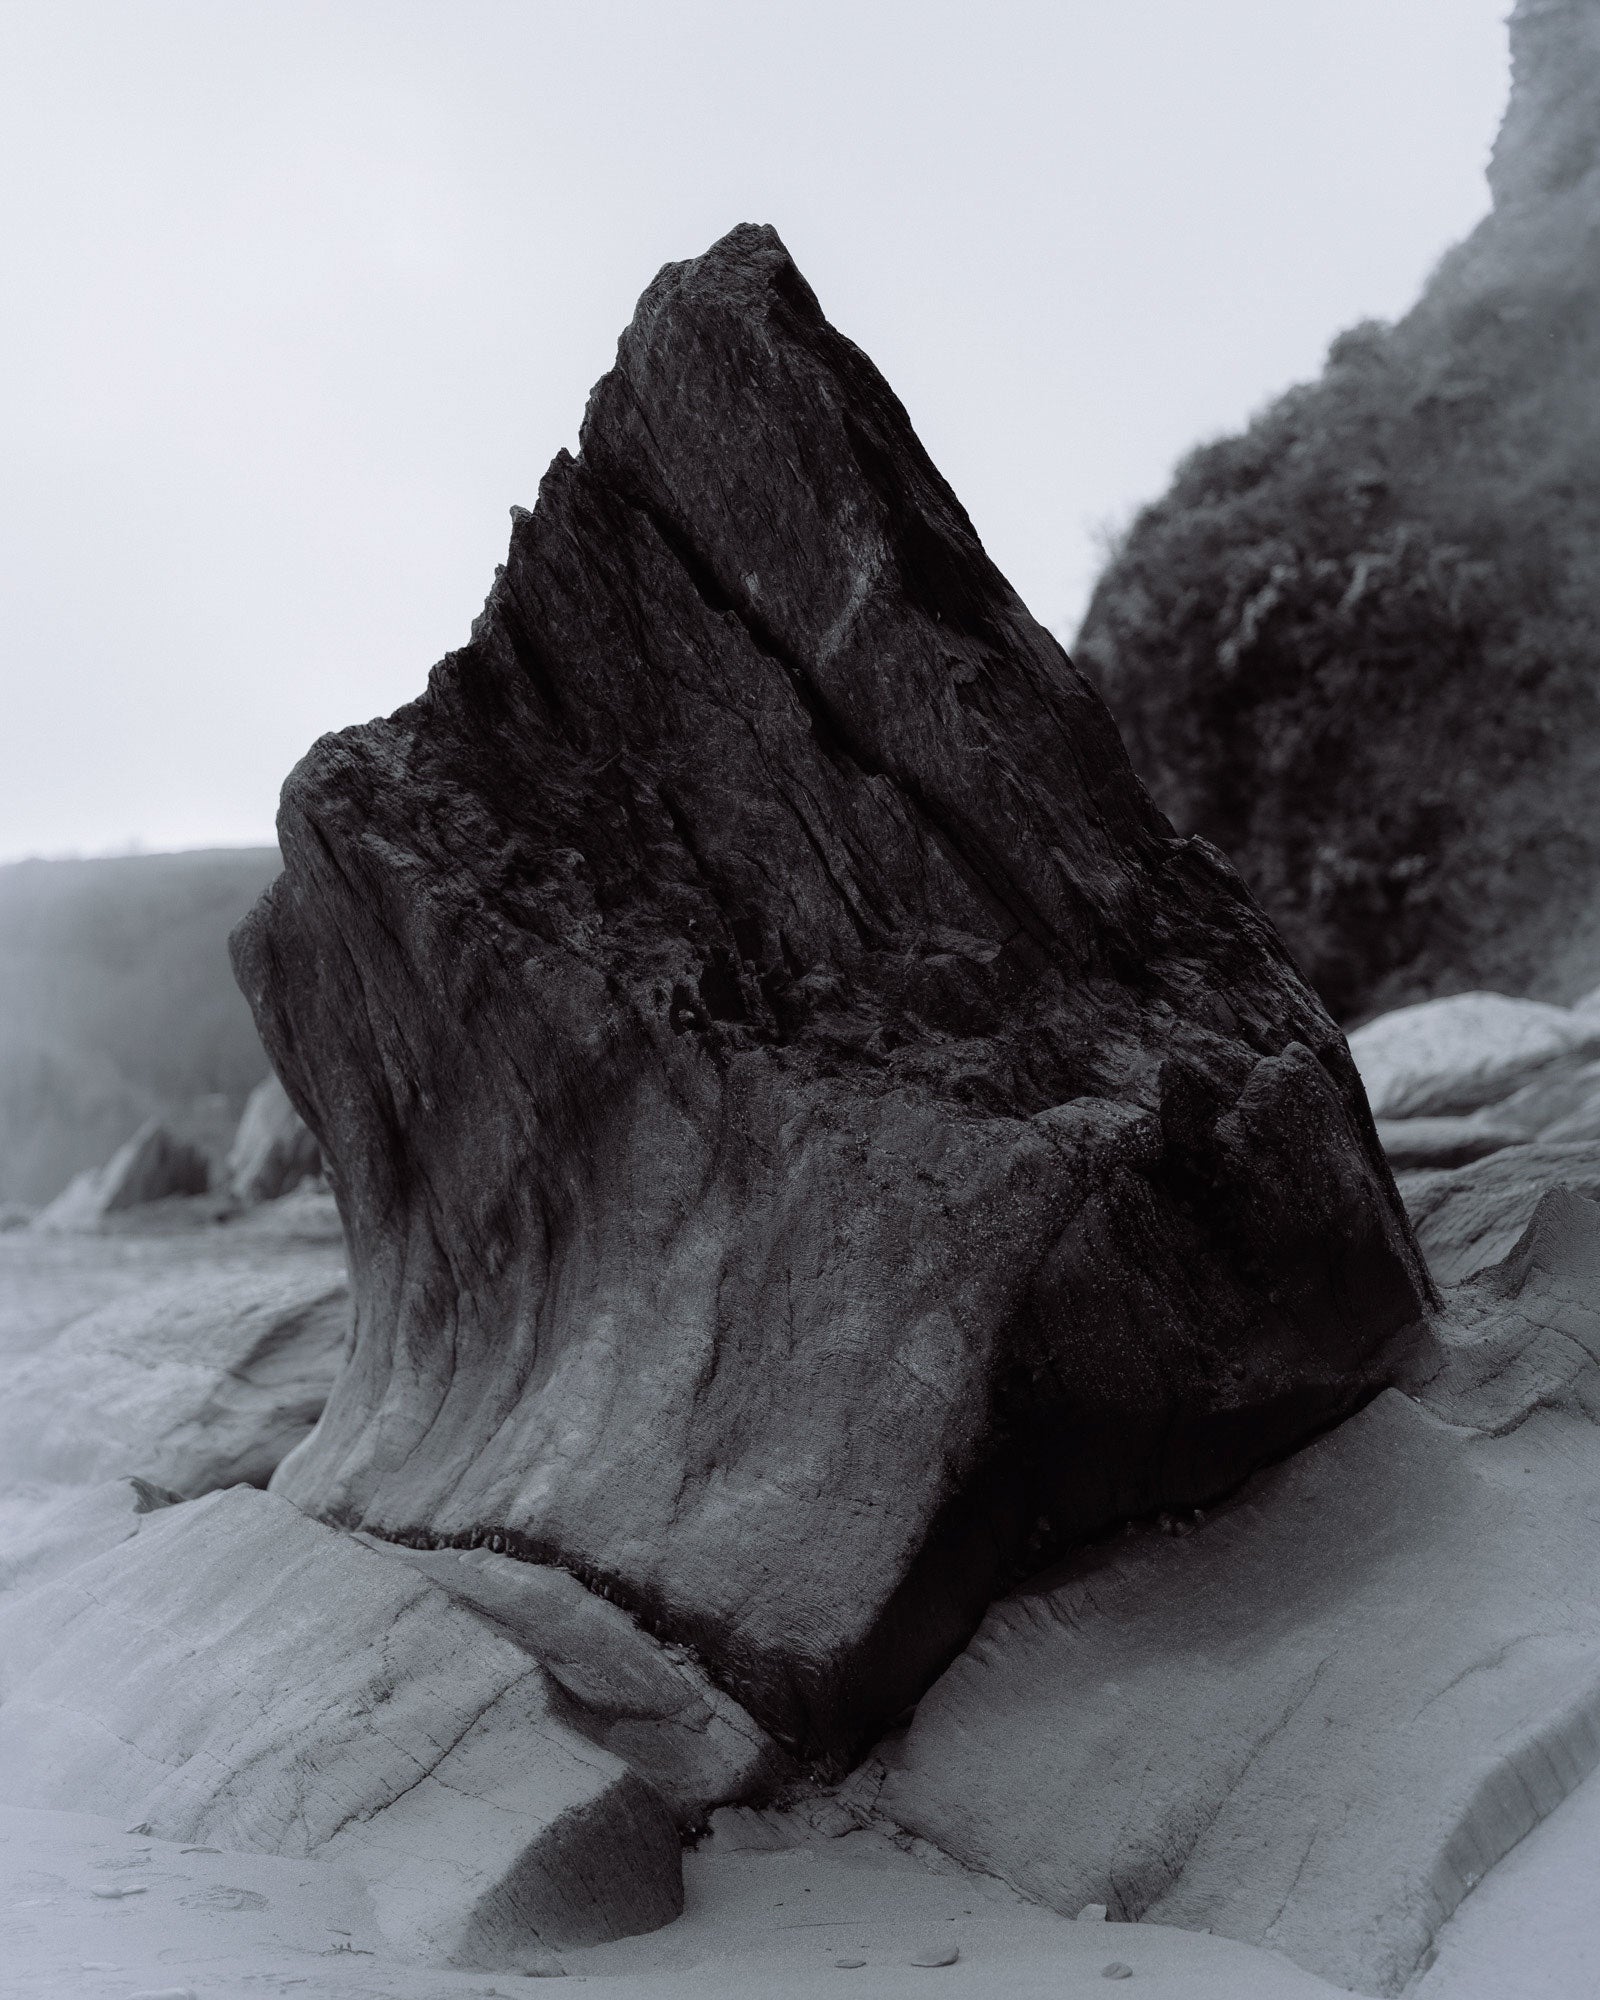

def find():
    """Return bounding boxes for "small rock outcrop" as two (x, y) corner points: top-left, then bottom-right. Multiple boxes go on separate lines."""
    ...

(31, 1117), (209, 1233)
(0, 1486), (683, 1967)
(235, 223), (1430, 1764)
(1077, 0), (1600, 1019)
(880, 1193), (1600, 1997)
(226, 1074), (321, 1204)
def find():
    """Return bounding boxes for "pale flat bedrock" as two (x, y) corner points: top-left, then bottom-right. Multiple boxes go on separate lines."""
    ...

(880, 1190), (1600, 1997)
(0, 1223), (344, 1359)
(1417, 1753), (1600, 2000)
(1352, 990), (1600, 1275)
(0, 1121), (350, 1500)
(0, 1487), (683, 1968)
(1348, 992), (1600, 1121)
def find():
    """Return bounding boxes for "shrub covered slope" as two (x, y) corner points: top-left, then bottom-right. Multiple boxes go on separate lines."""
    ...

(1077, 0), (1600, 1024)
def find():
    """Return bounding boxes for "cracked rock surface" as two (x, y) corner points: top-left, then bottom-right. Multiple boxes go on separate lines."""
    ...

(236, 221), (1430, 1765)
(879, 1188), (1600, 1997)
(0, 1485), (682, 1967)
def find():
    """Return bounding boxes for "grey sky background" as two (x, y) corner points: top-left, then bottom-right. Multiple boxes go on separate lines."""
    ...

(1, 0), (1510, 863)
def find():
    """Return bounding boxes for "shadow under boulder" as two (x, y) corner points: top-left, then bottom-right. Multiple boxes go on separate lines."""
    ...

(359, 1537), (787, 1825)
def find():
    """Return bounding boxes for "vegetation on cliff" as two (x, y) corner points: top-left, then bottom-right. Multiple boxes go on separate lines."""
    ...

(1077, 0), (1600, 1023)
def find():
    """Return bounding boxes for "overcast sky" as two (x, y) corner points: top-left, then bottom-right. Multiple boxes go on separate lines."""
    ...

(1, 0), (1511, 863)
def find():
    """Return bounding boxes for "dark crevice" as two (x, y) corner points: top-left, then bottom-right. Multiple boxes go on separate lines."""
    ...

(653, 782), (725, 908)
(612, 482), (1066, 968)
(361, 1517), (806, 1759)
(783, 802), (881, 953)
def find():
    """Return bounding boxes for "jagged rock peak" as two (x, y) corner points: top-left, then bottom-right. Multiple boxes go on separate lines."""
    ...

(235, 224), (1430, 1767)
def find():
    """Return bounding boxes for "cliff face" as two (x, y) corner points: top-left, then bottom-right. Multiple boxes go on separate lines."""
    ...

(235, 225), (1429, 1767)
(1488, 0), (1600, 211)
(1077, 0), (1600, 1023)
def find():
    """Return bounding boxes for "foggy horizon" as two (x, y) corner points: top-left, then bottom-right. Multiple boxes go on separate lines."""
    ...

(3, 0), (1511, 864)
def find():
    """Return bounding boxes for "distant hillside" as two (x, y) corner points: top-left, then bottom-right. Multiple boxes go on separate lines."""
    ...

(1076, 0), (1600, 1024)
(0, 848), (280, 1205)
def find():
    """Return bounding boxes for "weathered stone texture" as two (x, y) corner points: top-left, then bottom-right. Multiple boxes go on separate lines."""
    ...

(236, 224), (1429, 1762)
(0, 1264), (348, 1493)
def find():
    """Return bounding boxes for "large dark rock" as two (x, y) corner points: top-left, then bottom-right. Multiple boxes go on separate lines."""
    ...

(234, 224), (1430, 1765)
(1076, 1), (1600, 1021)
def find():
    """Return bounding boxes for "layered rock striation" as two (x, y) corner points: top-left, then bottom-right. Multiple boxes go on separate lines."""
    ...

(226, 1073), (322, 1204)
(235, 224), (1430, 1764)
